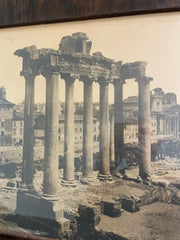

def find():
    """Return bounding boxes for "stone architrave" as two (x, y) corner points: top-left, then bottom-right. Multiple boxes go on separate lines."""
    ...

(137, 76), (153, 180)
(98, 78), (112, 181)
(41, 67), (60, 198)
(21, 69), (36, 191)
(61, 73), (77, 187)
(113, 78), (124, 168)
(80, 76), (94, 181)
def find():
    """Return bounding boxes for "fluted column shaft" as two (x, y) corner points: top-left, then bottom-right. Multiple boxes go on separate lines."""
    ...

(62, 74), (76, 186)
(82, 79), (93, 178)
(114, 79), (124, 167)
(21, 70), (35, 191)
(98, 80), (111, 180)
(110, 112), (115, 164)
(43, 71), (59, 197)
(138, 77), (152, 180)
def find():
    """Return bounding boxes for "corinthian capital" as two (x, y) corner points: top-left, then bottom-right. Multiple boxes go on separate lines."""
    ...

(97, 76), (111, 86)
(40, 66), (59, 79)
(136, 76), (153, 84)
(79, 75), (95, 84)
(20, 69), (37, 80)
(60, 72), (79, 82)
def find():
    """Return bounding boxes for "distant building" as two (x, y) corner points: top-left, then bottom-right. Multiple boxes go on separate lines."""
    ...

(0, 87), (14, 146)
(123, 88), (180, 144)
(124, 118), (138, 144)
(12, 111), (24, 146)
(34, 114), (99, 148)
(151, 88), (180, 140)
(14, 101), (24, 114)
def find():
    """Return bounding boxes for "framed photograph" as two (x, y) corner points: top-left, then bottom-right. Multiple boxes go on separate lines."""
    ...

(0, 1), (180, 240)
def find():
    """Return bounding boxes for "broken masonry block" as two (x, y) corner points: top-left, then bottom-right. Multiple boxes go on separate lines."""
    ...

(121, 196), (141, 212)
(78, 203), (101, 226)
(102, 200), (122, 218)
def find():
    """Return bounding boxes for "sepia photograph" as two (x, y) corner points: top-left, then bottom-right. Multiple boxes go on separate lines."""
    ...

(0, 11), (180, 239)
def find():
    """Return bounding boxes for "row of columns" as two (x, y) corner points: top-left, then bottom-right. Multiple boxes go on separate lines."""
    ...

(157, 114), (180, 139)
(21, 67), (152, 198)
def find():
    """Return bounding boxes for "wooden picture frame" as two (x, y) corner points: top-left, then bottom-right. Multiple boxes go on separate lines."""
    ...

(0, 1), (180, 240)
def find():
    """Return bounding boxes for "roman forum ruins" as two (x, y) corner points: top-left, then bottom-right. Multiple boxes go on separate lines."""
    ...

(14, 32), (153, 219)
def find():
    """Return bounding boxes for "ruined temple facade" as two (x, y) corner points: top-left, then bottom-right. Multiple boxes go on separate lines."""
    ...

(15, 32), (153, 221)
(151, 88), (180, 140)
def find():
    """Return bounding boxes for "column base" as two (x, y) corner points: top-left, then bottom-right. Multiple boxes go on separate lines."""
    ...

(81, 176), (94, 185)
(42, 194), (60, 201)
(61, 179), (76, 187)
(19, 183), (35, 193)
(98, 174), (112, 181)
(16, 189), (63, 220)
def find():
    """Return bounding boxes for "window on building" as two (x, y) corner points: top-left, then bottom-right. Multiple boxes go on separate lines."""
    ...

(1, 131), (4, 137)
(75, 128), (77, 132)
(13, 122), (16, 127)
(20, 129), (23, 135)
(59, 136), (60, 141)
(20, 121), (23, 127)
(1, 121), (4, 127)
(58, 128), (61, 133)
(80, 128), (82, 132)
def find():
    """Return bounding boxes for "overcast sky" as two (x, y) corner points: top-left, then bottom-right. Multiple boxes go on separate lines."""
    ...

(0, 12), (180, 104)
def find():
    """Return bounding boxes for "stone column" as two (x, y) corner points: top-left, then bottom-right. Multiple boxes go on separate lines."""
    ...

(98, 79), (112, 180)
(113, 79), (124, 167)
(42, 68), (60, 198)
(80, 76), (93, 181)
(61, 74), (76, 186)
(109, 110), (115, 166)
(137, 76), (153, 180)
(21, 69), (36, 191)
(167, 117), (170, 134)
(176, 115), (179, 139)
(163, 115), (166, 134)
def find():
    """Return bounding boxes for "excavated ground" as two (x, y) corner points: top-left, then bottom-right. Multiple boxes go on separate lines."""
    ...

(0, 168), (180, 239)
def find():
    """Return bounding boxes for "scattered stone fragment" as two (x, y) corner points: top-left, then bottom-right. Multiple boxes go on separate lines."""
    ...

(121, 196), (141, 212)
(102, 199), (122, 217)
(78, 203), (101, 226)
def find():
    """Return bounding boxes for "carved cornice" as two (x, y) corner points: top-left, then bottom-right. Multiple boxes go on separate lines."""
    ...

(14, 45), (39, 60)
(121, 61), (147, 80)
(15, 33), (151, 85)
